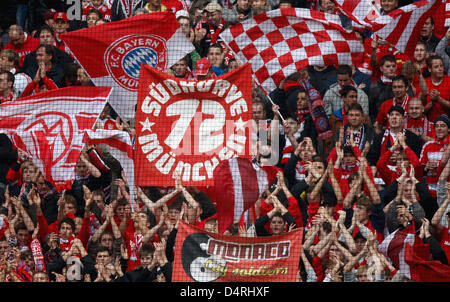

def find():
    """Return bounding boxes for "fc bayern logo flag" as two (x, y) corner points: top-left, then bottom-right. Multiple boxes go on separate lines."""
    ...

(60, 12), (195, 121)
(134, 63), (253, 187)
(0, 87), (112, 191)
(173, 221), (303, 282)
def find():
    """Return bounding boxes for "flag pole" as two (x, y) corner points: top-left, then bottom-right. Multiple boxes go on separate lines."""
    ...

(252, 75), (285, 122)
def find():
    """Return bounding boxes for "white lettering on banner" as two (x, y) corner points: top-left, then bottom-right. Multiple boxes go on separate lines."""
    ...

(138, 73), (251, 183)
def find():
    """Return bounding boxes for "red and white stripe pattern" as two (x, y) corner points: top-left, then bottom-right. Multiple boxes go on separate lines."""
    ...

(446, 0), (450, 27)
(378, 222), (450, 281)
(334, 0), (381, 28)
(0, 87), (112, 191)
(212, 157), (280, 233)
(378, 223), (416, 279)
(220, 8), (364, 93)
(367, 0), (443, 57)
(83, 129), (135, 202)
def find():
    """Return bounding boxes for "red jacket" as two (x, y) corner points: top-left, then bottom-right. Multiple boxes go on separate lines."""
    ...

(376, 147), (422, 187)
(3, 34), (39, 67)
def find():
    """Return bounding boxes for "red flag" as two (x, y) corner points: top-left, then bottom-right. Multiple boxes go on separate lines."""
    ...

(134, 64), (253, 187)
(220, 8), (364, 93)
(365, 0), (443, 57)
(0, 87), (112, 191)
(446, 0), (450, 27)
(60, 12), (195, 121)
(173, 221), (302, 282)
(378, 222), (450, 282)
(83, 129), (135, 203)
(211, 157), (280, 234)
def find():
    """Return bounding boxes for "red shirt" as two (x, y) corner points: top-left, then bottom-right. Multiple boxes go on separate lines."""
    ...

(375, 96), (411, 128)
(3, 34), (39, 67)
(420, 136), (450, 196)
(422, 76), (450, 123)
(435, 226), (450, 264)
(97, 117), (117, 130)
(376, 147), (422, 187)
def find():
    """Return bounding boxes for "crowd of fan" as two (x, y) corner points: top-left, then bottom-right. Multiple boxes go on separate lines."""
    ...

(0, 0), (449, 282)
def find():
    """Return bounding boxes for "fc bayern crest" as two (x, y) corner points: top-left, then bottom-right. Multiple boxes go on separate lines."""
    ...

(104, 34), (168, 91)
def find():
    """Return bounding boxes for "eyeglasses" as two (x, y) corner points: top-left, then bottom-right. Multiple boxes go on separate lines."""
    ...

(101, 238), (113, 242)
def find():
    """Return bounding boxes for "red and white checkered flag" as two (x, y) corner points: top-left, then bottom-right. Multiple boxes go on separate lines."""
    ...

(369, 0), (443, 57)
(220, 8), (364, 93)
(334, 0), (381, 29)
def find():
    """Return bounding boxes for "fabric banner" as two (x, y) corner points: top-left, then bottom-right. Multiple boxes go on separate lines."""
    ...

(220, 8), (364, 93)
(134, 63), (253, 187)
(210, 157), (280, 234)
(60, 12), (194, 121)
(172, 221), (303, 282)
(0, 87), (112, 191)
(368, 0), (442, 58)
(83, 129), (135, 202)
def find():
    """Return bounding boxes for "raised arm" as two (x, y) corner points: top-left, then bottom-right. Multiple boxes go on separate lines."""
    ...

(342, 175), (363, 209)
(309, 165), (329, 202)
(328, 160), (343, 203)
(431, 183), (450, 233)
(359, 156), (381, 205)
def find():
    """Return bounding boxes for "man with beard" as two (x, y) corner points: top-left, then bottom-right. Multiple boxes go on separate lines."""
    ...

(194, 2), (227, 58)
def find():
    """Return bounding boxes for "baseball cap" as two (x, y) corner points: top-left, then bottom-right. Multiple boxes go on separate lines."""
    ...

(195, 58), (211, 77)
(44, 9), (56, 21)
(175, 10), (189, 20)
(53, 12), (69, 22)
(204, 2), (223, 13)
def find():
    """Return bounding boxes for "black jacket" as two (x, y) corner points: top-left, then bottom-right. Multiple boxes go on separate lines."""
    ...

(368, 79), (393, 122)
(0, 134), (17, 185)
(254, 212), (296, 237)
(367, 129), (423, 167)
(116, 262), (172, 282)
(22, 46), (73, 88)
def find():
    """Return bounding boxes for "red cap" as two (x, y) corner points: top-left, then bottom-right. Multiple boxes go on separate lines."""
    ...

(195, 58), (211, 76)
(53, 12), (69, 22)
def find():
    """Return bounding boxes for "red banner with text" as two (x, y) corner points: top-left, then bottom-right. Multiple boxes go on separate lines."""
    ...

(172, 221), (303, 282)
(135, 63), (253, 186)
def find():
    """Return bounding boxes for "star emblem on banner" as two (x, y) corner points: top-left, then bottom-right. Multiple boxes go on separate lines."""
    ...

(140, 118), (155, 133)
(234, 117), (247, 132)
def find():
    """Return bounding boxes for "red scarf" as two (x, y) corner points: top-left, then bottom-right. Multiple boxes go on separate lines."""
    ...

(209, 18), (225, 44)
(296, 109), (309, 124)
(59, 235), (75, 252)
(404, 116), (432, 137)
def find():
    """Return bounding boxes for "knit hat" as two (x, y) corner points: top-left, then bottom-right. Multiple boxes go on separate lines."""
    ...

(434, 114), (450, 128)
